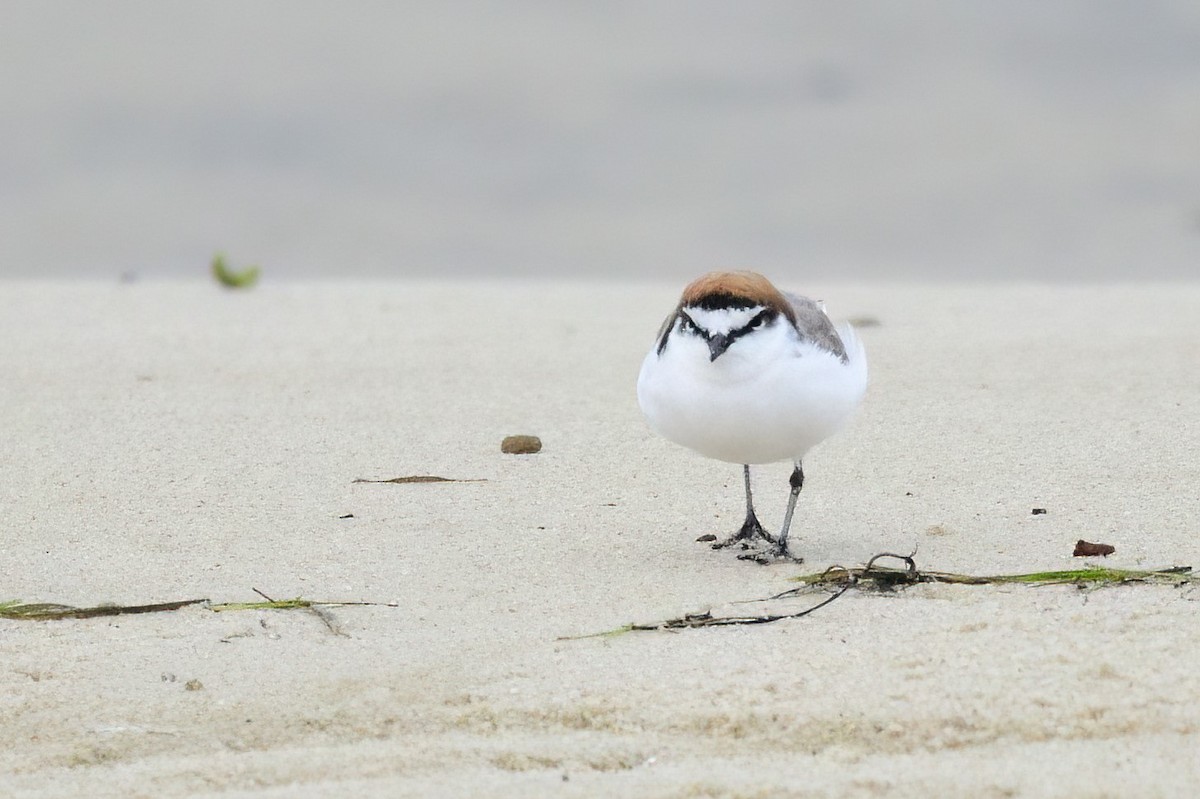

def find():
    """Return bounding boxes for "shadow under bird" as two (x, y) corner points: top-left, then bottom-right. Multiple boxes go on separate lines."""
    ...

(637, 271), (868, 562)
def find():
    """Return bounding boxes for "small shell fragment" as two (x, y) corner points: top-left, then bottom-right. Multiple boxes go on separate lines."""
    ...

(501, 435), (542, 454)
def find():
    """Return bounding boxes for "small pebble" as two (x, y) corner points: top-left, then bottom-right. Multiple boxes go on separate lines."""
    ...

(1073, 540), (1115, 557)
(501, 435), (542, 454)
(184, 679), (204, 691)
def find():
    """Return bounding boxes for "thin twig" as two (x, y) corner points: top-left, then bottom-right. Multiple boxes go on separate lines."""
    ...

(629, 582), (856, 631)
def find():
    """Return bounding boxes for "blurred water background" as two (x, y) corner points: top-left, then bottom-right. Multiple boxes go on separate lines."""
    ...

(2, 1), (1198, 281)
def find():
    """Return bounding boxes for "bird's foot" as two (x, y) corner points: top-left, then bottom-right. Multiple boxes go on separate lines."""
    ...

(710, 514), (776, 551)
(737, 541), (803, 565)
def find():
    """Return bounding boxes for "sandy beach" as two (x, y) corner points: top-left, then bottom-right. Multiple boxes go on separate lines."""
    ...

(1, 279), (1197, 797)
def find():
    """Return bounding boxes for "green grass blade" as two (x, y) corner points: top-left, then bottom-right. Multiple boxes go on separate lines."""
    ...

(210, 598), (313, 612)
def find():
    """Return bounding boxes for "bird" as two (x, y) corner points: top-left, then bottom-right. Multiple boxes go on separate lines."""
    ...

(636, 271), (867, 562)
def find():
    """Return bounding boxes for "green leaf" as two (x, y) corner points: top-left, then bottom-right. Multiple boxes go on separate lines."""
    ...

(211, 252), (261, 288)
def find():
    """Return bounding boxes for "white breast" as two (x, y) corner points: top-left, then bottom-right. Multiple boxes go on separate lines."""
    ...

(637, 321), (867, 464)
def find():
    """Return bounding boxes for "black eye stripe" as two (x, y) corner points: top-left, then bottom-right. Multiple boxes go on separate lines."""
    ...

(675, 308), (773, 346)
(678, 311), (701, 334)
(729, 310), (773, 339)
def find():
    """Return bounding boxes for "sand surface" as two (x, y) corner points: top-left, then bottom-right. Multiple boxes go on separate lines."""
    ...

(1, 280), (1198, 797)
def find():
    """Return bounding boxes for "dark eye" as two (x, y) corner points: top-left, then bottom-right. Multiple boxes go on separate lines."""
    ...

(748, 312), (768, 329)
(679, 315), (697, 333)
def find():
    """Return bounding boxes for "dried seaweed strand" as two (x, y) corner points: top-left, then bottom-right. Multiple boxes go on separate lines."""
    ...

(0, 598), (209, 620)
(569, 556), (1194, 637)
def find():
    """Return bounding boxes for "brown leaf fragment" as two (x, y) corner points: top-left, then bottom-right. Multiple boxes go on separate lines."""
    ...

(501, 435), (542, 454)
(353, 476), (486, 484)
(1074, 539), (1116, 557)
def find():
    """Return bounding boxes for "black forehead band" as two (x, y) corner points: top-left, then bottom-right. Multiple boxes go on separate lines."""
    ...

(685, 293), (762, 311)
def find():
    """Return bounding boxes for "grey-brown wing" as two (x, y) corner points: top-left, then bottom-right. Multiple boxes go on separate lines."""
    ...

(785, 292), (848, 362)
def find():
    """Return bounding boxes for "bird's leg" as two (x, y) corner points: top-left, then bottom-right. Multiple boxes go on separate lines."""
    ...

(713, 464), (776, 549)
(746, 461), (804, 563)
(774, 461), (805, 559)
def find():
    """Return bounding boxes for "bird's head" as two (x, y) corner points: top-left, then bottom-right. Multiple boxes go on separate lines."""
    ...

(661, 271), (795, 362)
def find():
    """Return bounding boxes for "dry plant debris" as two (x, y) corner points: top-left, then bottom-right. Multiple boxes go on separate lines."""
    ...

(0, 598), (208, 621)
(568, 554), (1194, 637)
(1, 591), (397, 628)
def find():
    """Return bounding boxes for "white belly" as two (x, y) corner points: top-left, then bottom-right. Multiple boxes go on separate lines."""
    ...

(637, 331), (867, 464)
